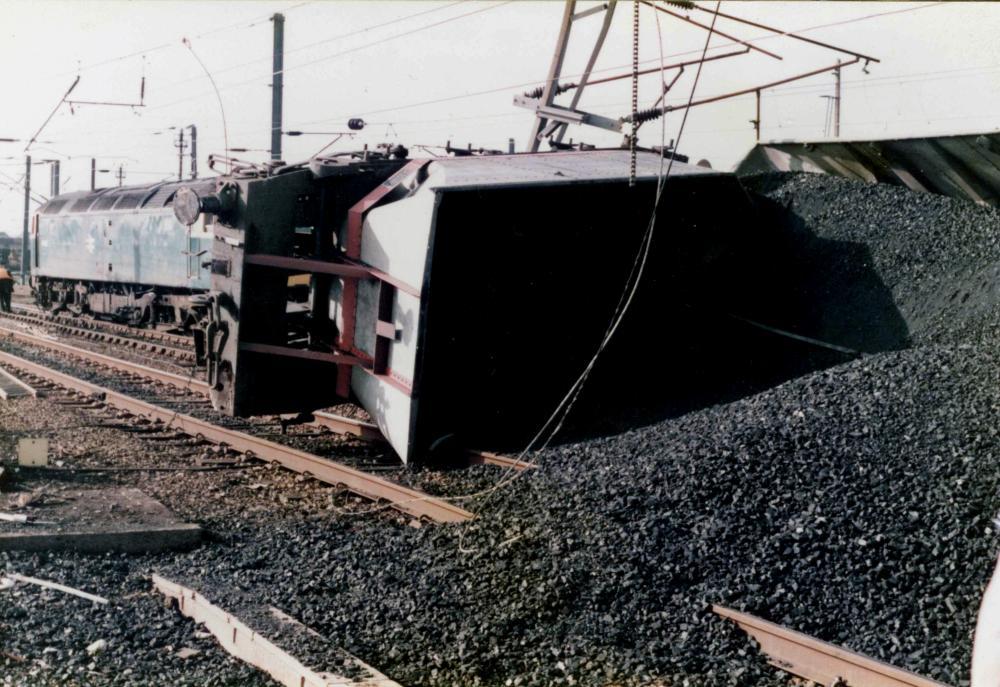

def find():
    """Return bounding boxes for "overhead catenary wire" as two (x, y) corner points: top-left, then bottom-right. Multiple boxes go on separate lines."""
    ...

(181, 38), (229, 172)
(166, 0), (468, 89)
(143, 1), (515, 116)
(30, 1), (949, 149)
(292, 0), (945, 127)
(39, 1), (314, 82)
(0, 1), (957, 220)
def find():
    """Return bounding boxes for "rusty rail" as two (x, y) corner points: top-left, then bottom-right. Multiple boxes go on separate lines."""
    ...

(3, 309), (194, 360)
(0, 325), (209, 394)
(0, 349), (472, 524)
(713, 605), (951, 687)
(11, 304), (193, 347)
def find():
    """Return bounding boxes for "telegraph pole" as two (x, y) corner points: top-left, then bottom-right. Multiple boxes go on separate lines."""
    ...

(834, 59), (841, 138)
(91, 158), (96, 190)
(116, 165), (125, 187)
(189, 125), (198, 179)
(754, 89), (761, 141)
(50, 160), (60, 197)
(270, 13), (285, 161)
(21, 156), (30, 284)
(176, 129), (187, 181)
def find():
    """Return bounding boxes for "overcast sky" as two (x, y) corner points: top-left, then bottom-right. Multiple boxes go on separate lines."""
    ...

(1, 1), (998, 234)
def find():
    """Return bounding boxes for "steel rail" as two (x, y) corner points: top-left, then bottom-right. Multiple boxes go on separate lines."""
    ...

(3, 321), (520, 471)
(466, 450), (537, 471)
(11, 304), (194, 347)
(2, 310), (195, 359)
(0, 349), (472, 524)
(0, 325), (209, 394)
(714, 606), (950, 687)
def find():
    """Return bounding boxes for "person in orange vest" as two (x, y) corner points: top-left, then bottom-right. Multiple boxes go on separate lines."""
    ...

(0, 266), (13, 312)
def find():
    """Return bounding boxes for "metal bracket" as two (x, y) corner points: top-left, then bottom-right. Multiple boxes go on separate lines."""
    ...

(513, 96), (622, 135)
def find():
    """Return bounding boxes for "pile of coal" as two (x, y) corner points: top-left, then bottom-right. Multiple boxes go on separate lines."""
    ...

(2, 171), (997, 686)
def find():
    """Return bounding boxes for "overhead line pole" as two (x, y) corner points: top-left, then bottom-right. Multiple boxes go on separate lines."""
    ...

(176, 128), (186, 181)
(834, 59), (841, 137)
(189, 125), (198, 179)
(21, 156), (31, 285)
(270, 13), (285, 161)
(50, 160), (60, 196)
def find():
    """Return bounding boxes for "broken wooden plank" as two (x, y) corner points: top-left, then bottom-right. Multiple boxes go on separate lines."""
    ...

(6, 572), (108, 605)
(0, 524), (202, 553)
(152, 574), (402, 687)
(268, 607), (401, 687)
(713, 605), (950, 687)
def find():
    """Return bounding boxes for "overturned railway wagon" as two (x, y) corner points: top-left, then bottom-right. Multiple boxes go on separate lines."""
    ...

(34, 149), (775, 464)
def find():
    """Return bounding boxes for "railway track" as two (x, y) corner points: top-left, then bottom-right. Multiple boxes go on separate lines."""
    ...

(0, 345), (472, 524)
(714, 606), (950, 687)
(0, 325), (528, 471)
(2, 306), (196, 362)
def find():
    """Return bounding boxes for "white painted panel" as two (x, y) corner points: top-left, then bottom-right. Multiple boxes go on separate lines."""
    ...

(360, 185), (436, 290)
(352, 367), (414, 463)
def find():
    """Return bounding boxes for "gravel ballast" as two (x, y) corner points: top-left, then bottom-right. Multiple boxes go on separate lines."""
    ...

(1, 171), (998, 686)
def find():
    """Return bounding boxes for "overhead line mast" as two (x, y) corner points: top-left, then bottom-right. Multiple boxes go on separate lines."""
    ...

(271, 13), (285, 161)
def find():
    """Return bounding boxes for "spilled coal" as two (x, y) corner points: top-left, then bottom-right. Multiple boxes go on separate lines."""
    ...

(2, 172), (998, 686)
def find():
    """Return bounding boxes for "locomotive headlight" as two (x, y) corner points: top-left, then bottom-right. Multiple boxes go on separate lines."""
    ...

(175, 186), (230, 226)
(174, 187), (203, 226)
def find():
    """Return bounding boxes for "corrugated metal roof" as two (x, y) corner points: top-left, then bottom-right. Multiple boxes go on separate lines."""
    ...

(737, 131), (1000, 206)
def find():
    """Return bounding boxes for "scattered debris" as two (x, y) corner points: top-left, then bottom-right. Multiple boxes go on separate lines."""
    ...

(152, 574), (402, 687)
(6, 572), (109, 605)
(86, 639), (108, 656)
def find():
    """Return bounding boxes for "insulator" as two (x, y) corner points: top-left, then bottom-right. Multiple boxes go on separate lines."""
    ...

(347, 118), (366, 131)
(623, 106), (664, 125)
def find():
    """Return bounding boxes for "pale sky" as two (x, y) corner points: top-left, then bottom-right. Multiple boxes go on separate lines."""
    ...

(1, 1), (998, 234)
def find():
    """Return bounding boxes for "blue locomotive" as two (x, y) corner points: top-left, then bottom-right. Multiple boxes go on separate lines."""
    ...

(31, 179), (216, 326)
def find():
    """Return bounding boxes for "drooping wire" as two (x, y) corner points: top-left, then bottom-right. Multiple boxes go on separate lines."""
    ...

(182, 38), (229, 173)
(330, 0), (725, 529)
(146, 1), (514, 115)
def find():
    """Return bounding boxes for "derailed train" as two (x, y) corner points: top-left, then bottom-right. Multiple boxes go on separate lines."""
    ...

(33, 148), (767, 464)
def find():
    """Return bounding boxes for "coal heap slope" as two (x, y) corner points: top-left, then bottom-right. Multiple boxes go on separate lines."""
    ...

(742, 171), (1000, 347)
(1, 172), (996, 687)
(152, 173), (998, 686)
